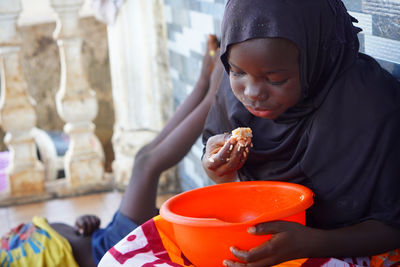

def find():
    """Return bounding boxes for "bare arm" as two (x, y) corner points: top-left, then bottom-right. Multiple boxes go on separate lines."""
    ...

(311, 220), (400, 258)
(224, 219), (400, 266)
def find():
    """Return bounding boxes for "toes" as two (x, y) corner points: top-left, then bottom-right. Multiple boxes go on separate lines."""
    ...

(75, 215), (101, 235)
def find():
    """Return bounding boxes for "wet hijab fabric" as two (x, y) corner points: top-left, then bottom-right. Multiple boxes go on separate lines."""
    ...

(203, 0), (400, 229)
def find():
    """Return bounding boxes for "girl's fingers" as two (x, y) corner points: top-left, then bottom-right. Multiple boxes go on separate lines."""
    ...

(207, 139), (236, 170)
(213, 141), (250, 176)
(204, 133), (252, 175)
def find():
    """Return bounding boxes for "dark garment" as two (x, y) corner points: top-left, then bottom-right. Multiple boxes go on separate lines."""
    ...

(203, 0), (400, 229)
(91, 211), (139, 264)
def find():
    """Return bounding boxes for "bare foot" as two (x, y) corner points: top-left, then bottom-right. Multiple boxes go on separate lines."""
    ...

(208, 50), (224, 96)
(200, 34), (220, 82)
(75, 215), (101, 236)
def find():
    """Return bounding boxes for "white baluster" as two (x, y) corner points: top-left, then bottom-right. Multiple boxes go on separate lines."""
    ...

(51, 0), (105, 187)
(108, 0), (173, 186)
(0, 0), (45, 196)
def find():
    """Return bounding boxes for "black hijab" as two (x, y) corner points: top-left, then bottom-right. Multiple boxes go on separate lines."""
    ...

(203, 0), (400, 229)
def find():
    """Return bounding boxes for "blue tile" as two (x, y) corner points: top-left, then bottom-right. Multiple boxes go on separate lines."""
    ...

(166, 23), (184, 41)
(362, 0), (400, 17)
(214, 18), (222, 37)
(188, 1), (201, 12)
(190, 50), (204, 62)
(171, 7), (190, 27)
(200, 2), (225, 18)
(172, 78), (187, 106)
(164, 0), (187, 9)
(376, 59), (400, 81)
(357, 33), (365, 53)
(342, 0), (362, 12)
(371, 14), (400, 41)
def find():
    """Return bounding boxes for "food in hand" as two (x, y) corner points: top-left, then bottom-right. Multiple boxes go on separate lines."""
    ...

(208, 127), (252, 163)
(230, 127), (252, 146)
(231, 127), (252, 140)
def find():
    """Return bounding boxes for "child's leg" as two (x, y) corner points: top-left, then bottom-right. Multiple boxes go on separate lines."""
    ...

(119, 38), (223, 225)
(147, 35), (219, 150)
(62, 35), (222, 265)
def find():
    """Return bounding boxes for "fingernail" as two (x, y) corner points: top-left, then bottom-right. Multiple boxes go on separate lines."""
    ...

(229, 144), (233, 151)
(226, 158), (230, 162)
(209, 157), (215, 163)
(248, 226), (256, 234)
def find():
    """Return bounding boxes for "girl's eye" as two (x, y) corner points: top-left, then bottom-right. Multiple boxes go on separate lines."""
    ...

(268, 78), (288, 86)
(230, 69), (245, 77)
(267, 73), (288, 85)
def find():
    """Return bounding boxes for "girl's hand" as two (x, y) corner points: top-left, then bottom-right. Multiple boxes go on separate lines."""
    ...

(223, 221), (321, 267)
(202, 133), (251, 183)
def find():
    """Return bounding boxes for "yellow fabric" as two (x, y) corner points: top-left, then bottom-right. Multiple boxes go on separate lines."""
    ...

(0, 216), (78, 267)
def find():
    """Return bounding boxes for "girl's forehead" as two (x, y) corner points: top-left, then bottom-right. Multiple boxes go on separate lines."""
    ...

(228, 38), (299, 61)
(228, 38), (300, 73)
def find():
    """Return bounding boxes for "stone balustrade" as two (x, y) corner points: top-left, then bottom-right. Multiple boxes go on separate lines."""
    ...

(0, 0), (47, 202)
(0, 0), (175, 206)
(51, 0), (105, 189)
(0, 0), (110, 205)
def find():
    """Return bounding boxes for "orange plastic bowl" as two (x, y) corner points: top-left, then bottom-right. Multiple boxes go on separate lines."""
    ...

(160, 181), (314, 267)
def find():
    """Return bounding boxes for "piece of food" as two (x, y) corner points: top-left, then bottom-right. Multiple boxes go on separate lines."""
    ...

(208, 127), (253, 163)
(231, 127), (252, 140)
(230, 127), (252, 147)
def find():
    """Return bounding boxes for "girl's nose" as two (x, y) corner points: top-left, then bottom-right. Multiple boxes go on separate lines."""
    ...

(244, 80), (268, 101)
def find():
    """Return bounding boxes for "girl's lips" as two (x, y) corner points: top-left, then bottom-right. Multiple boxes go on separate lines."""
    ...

(246, 106), (275, 117)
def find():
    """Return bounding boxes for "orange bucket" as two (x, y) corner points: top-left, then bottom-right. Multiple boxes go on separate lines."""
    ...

(160, 181), (314, 267)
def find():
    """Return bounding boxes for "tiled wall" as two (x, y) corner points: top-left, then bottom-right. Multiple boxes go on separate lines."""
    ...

(343, 0), (400, 80)
(163, 0), (225, 191)
(163, 0), (400, 191)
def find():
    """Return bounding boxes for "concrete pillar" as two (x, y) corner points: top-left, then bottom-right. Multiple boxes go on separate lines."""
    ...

(0, 0), (45, 196)
(107, 0), (172, 185)
(51, 0), (105, 187)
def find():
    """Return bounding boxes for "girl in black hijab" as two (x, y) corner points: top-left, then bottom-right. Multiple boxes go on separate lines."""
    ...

(202, 0), (400, 265)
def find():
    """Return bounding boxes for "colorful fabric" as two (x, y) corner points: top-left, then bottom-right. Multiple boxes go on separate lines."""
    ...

(99, 215), (400, 267)
(92, 210), (139, 264)
(0, 216), (78, 267)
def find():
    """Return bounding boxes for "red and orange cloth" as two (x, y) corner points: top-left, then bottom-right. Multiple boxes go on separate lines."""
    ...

(99, 215), (400, 267)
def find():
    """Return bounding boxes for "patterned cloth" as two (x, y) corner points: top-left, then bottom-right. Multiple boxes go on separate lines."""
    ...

(0, 216), (78, 267)
(99, 215), (400, 267)
(92, 211), (139, 264)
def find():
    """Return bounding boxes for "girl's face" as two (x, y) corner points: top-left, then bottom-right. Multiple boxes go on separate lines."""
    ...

(228, 38), (301, 119)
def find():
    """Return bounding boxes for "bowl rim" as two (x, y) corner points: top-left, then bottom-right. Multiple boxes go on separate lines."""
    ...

(160, 181), (314, 227)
